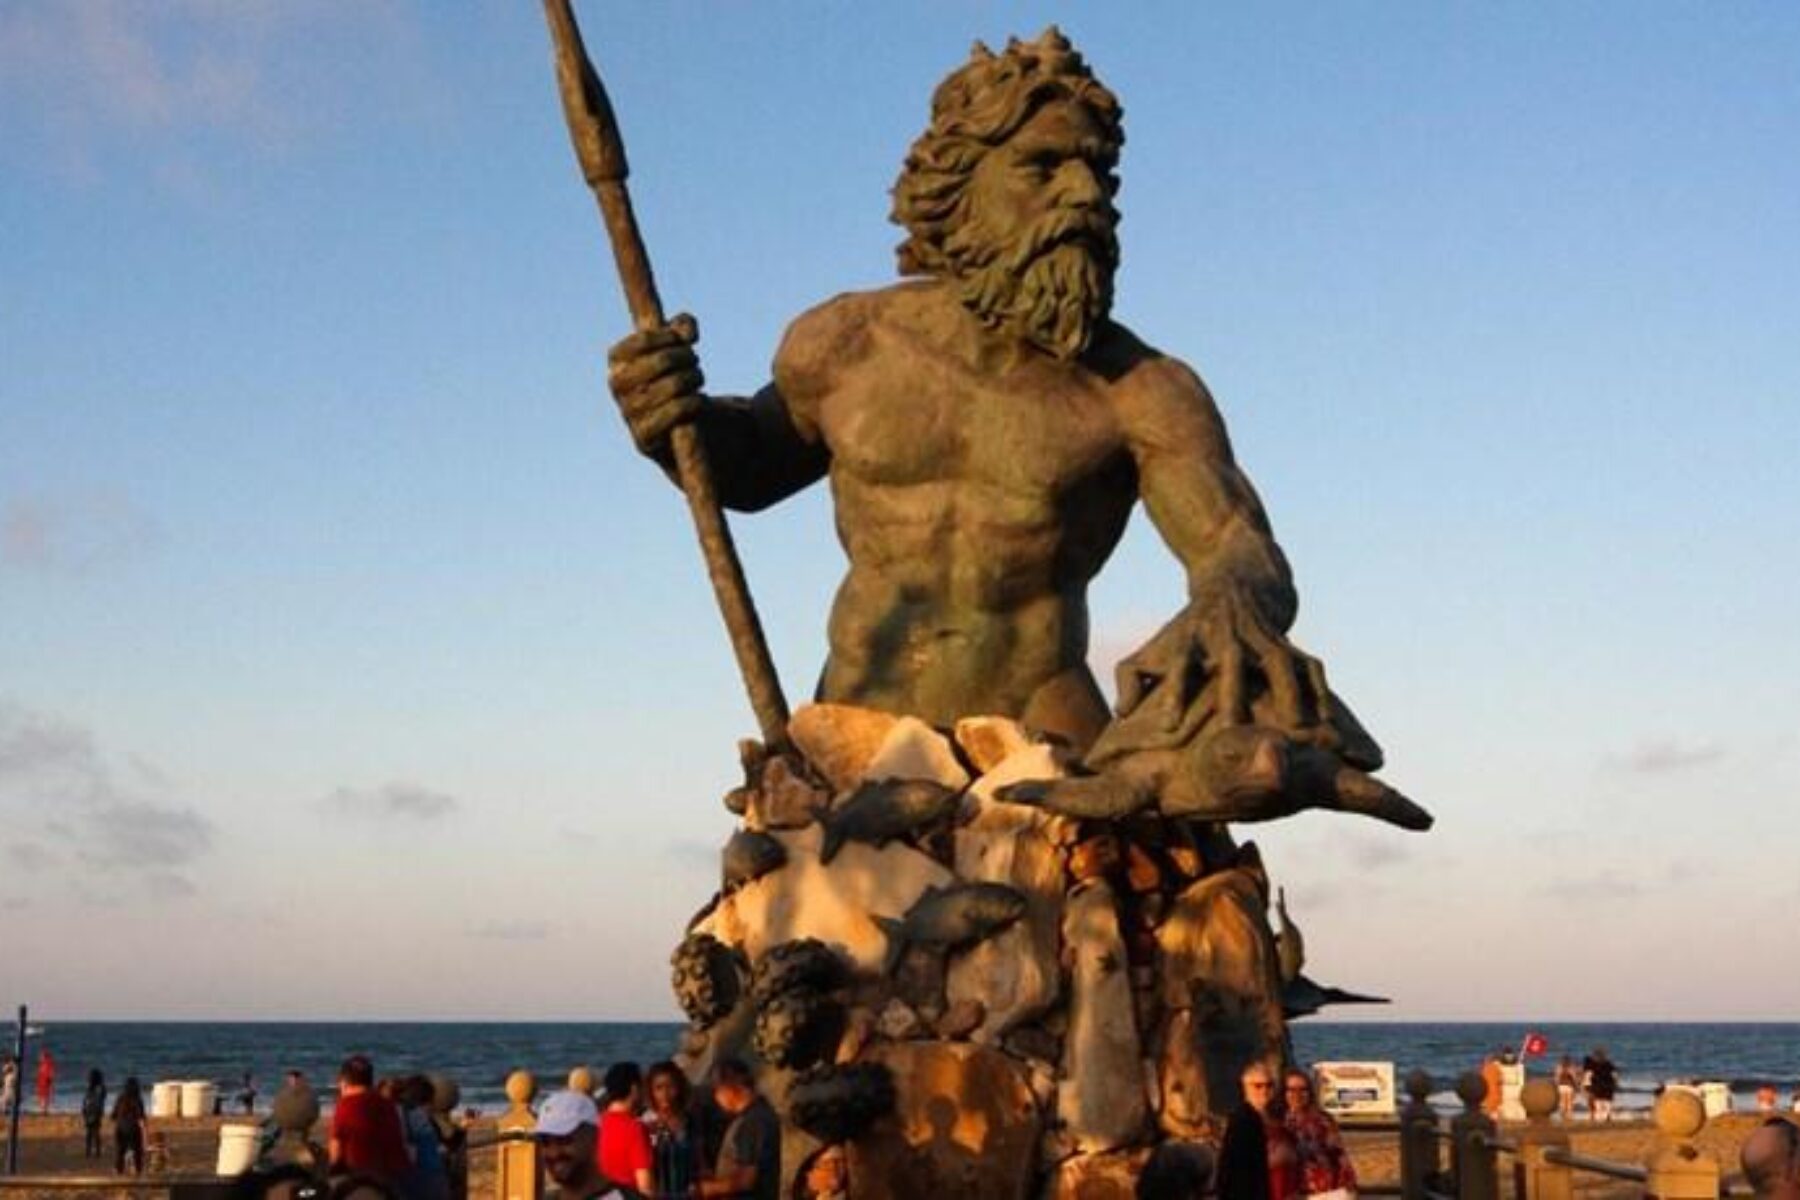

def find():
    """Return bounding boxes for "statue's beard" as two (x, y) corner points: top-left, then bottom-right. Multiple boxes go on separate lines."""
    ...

(944, 205), (1118, 361)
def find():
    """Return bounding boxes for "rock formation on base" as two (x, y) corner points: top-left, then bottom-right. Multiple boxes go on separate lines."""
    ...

(671, 701), (1385, 1199)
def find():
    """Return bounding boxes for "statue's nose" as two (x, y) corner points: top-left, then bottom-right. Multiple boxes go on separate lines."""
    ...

(1055, 159), (1106, 208)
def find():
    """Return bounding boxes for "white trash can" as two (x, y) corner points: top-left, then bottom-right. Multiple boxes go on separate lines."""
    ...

(181, 1080), (217, 1118)
(216, 1124), (261, 1176)
(151, 1081), (182, 1118)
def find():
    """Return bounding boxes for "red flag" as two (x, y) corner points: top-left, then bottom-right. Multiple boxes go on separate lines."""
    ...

(1522, 1032), (1549, 1057)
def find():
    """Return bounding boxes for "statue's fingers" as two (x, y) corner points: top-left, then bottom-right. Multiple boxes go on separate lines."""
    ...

(1214, 636), (1248, 725)
(1169, 685), (1218, 743)
(608, 343), (700, 394)
(1301, 652), (1334, 726)
(1115, 665), (1145, 717)
(618, 368), (703, 431)
(630, 377), (704, 447)
(1240, 617), (1304, 729)
(606, 324), (689, 367)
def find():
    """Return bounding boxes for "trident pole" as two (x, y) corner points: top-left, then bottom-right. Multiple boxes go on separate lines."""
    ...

(542, 0), (790, 749)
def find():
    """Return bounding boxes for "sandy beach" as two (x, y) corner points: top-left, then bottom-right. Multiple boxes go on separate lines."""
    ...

(0, 1109), (1778, 1199)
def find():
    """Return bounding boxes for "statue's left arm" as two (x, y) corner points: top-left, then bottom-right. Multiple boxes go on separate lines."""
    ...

(1116, 352), (1330, 734)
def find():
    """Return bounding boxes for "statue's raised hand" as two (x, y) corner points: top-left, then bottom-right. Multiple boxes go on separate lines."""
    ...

(1189, 578), (1331, 736)
(1099, 589), (1382, 773)
(606, 313), (703, 459)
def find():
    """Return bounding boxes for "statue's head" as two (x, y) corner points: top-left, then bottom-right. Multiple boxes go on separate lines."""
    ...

(891, 28), (1124, 361)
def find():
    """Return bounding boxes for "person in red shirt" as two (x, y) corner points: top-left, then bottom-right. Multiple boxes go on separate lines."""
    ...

(35, 1049), (55, 1115)
(328, 1054), (412, 1186)
(596, 1062), (653, 1194)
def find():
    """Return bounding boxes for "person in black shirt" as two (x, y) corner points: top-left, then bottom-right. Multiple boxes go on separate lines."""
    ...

(1582, 1048), (1619, 1122)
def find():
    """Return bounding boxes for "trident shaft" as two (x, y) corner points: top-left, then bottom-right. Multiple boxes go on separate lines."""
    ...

(542, 0), (790, 748)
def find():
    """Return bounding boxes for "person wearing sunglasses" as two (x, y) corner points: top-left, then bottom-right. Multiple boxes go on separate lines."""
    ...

(1219, 1061), (1302, 1200)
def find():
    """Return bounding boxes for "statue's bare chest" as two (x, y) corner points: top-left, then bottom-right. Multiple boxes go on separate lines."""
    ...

(817, 346), (1126, 500)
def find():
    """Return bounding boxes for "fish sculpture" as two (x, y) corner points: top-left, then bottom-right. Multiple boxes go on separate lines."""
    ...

(873, 882), (1027, 974)
(1282, 972), (1388, 1021)
(1274, 886), (1305, 985)
(722, 828), (787, 891)
(818, 777), (961, 864)
(998, 723), (1432, 831)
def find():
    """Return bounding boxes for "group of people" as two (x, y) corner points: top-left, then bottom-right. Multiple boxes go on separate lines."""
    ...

(1474, 1046), (1622, 1123)
(1216, 1062), (1359, 1200)
(534, 1057), (786, 1200)
(0, 1053), (151, 1176)
(325, 1055), (463, 1200)
(0, 1049), (57, 1116)
(1552, 1049), (1620, 1122)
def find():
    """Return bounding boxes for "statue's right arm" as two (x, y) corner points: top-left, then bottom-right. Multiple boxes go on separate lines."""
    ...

(605, 312), (832, 513)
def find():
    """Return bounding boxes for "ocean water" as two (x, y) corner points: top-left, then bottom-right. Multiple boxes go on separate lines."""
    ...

(9, 1021), (1799, 1115)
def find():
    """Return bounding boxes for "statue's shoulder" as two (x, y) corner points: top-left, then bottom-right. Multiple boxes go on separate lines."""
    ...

(775, 283), (923, 401)
(1095, 328), (1228, 449)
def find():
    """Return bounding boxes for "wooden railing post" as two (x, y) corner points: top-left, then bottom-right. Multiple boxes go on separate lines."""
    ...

(1450, 1071), (1498, 1200)
(495, 1070), (540, 1200)
(1645, 1089), (1719, 1200)
(1399, 1069), (1440, 1200)
(1513, 1078), (1571, 1200)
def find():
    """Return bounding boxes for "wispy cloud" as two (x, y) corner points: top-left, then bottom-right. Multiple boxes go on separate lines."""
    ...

(5, 841), (57, 872)
(0, 701), (213, 898)
(324, 782), (459, 821)
(73, 801), (213, 868)
(1, 489), (159, 574)
(1344, 834), (1412, 871)
(1285, 881), (1346, 910)
(466, 920), (550, 943)
(0, 702), (104, 787)
(0, 2), (435, 193)
(1607, 737), (1725, 775)
(144, 871), (199, 901)
(1540, 871), (1644, 902)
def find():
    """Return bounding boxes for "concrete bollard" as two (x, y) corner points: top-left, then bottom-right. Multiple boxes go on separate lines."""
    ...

(1450, 1070), (1499, 1200)
(495, 1070), (540, 1200)
(429, 1075), (467, 1200)
(1513, 1078), (1571, 1200)
(1399, 1070), (1441, 1200)
(1646, 1088), (1720, 1200)
(264, 1083), (327, 1176)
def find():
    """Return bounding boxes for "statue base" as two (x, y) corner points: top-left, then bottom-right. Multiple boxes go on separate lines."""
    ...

(671, 704), (1294, 1199)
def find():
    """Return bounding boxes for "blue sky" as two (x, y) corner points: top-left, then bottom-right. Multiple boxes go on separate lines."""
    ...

(2, 2), (1797, 1020)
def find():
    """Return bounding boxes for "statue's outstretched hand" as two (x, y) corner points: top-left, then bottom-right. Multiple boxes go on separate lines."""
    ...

(606, 313), (703, 459)
(1190, 579), (1332, 735)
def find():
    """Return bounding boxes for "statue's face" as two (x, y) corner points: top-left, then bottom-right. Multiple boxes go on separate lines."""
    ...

(953, 97), (1119, 359)
(969, 100), (1115, 255)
